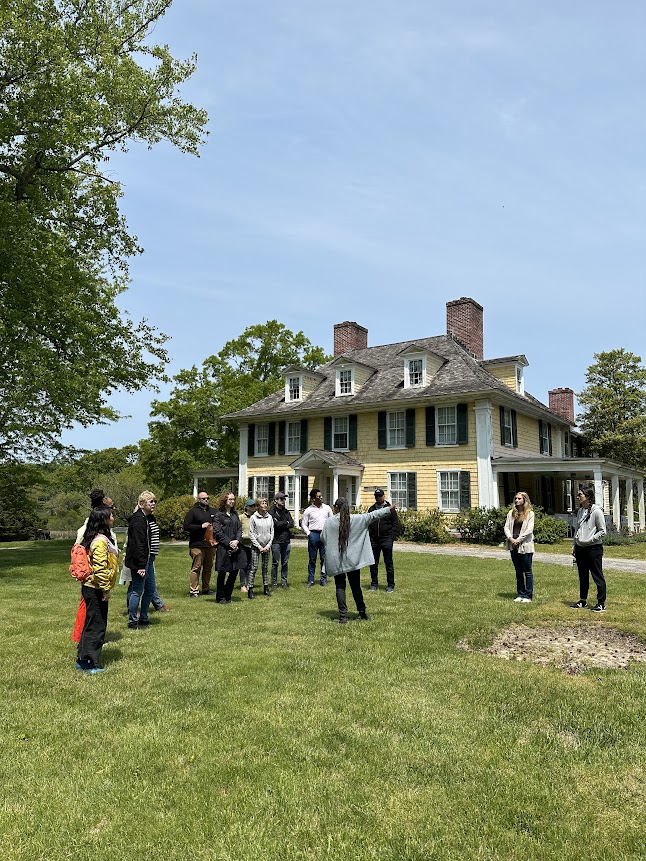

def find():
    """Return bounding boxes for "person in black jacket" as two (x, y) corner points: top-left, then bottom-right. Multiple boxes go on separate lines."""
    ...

(125, 491), (157, 628)
(368, 488), (399, 592)
(269, 491), (295, 588)
(213, 490), (243, 604)
(183, 492), (218, 597)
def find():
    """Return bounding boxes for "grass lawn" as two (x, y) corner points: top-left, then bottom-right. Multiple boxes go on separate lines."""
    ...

(534, 540), (646, 561)
(1, 540), (645, 861)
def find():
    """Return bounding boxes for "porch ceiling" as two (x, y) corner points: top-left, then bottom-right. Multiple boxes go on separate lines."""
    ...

(492, 456), (642, 480)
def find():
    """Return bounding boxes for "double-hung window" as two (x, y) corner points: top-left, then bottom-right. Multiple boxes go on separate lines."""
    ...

(406, 358), (425, 387)
(388, 472), (417, 510)
(255, 423), (269, 456)
(501, 408), (513, 446)
(285, 421), (301, 455)
(387, 411), (406, 448)
(284, 475), (296, 508)
(336, 368), (354, 396)
(333, 416), (349, 451)
(437, 406), (457, 445)
(253, 476), (269, 499)
(286, 376), (301, 402)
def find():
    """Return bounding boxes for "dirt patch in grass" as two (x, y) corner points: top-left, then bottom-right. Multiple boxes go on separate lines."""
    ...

(459, 624), (646, 675)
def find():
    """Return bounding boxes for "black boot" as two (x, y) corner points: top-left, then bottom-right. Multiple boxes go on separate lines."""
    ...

(248, 587), (255, 600)
(263, 584), (272, 597)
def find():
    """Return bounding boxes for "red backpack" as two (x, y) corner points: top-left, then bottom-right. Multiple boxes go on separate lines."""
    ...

(70, 544), (92, 582)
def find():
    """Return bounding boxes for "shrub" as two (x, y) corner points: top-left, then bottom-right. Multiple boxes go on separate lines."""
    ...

(533, 513), (569, 544)
(154, 494), (196, 540)
(397, 508), (451, 543)
(454, 506), (508, 544)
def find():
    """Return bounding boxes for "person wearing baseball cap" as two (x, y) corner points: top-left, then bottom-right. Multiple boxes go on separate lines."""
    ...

(269, 491), (294, 588)
(238, 498), (257, 593)
(368, 488), (399, 592)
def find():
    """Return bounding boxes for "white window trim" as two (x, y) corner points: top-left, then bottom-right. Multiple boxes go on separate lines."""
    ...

(285, 374), (302, 403)
(388, 471), (413, 510)
(404, 354), (426, 389)
(284, 475), (296, 509)
(501, 407), (513, 447)
(253, 476), (270, 498)
(515, 365), (524, 396)
(335, 367), (355, 397)
(332, 415), (349, 452)
(386, 410), (406, 450)
(436, 405), (458, 447)
(285, 420), (301, 456)
(255, 423), (269, 457)
(437, 470), (461, 513)
(540, 423), (550, 454)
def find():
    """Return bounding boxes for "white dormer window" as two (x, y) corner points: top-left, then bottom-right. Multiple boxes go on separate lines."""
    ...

(515, 365), (524, 395)
(404, 355), (426, 388)
(336, 367), (354, 396)
(285, 374), (302, 402)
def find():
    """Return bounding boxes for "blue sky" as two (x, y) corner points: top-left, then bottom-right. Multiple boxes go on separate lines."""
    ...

(62, 0), (646, 451)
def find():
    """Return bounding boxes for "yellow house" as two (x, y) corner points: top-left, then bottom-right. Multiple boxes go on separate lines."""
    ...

(215, 298), (644, 531)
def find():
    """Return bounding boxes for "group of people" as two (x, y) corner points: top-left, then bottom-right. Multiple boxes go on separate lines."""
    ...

(504, 484), (607, 612)
(72, 480), (608, 674)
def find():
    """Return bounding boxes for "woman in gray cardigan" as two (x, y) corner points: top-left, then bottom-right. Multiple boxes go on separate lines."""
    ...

(321, 498), (395, 624)
(571, 485), (607, 612)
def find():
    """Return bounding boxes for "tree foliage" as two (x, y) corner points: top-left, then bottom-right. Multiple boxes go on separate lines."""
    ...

(0, 0), (208, 459)
(0, 462), (44, 540)
(577, 349), (646, 470)
(140, 321), (331, 494)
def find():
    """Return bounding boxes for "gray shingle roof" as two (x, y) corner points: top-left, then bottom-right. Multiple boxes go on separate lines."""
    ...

(224, 334), (568, 423)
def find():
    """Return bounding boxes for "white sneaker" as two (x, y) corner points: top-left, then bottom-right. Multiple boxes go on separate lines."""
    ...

(513, 596), (524, 602)
(520, 597), (532, 603)
(240, 585), (248, 593)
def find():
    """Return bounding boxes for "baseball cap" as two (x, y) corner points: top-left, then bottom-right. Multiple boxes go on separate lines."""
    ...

(374, 488), (385, 497)
(245, 499), (257, 507)
(274, 492), (286, 500)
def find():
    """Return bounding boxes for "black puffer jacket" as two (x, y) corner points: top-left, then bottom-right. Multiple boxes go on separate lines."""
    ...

(183, 503), (218, 548)
(269, 504), (294, 544)
(368, 501), (399, 542)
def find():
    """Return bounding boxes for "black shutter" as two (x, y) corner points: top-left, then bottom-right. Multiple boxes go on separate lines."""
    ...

(405, 409), (416, 448)
(324, 417), (332, 450)
(349, 414), (358, 450)
(278, 475), (285, 493)
(547, 423), (553, 455)
(502, 473), (510, 506)
(511, 410), (518, 448)
(500, 406), (506, 445)
(248, 477), (253, 498)
(406, 473), (417, 510)
(300, 419), (308, 453)
(378, 411), (387, 449)
(300, 475), (309, 501)
(459, 471), (471, 510)
(268, 422), (276, 456)
(426, 406), (436, 446)
(268, 476), (275, 499)
(457, 403), (468, 445)
(278, 421), (286, 456)
(539, 420), (544, 454)
(248, 424), (255, 457)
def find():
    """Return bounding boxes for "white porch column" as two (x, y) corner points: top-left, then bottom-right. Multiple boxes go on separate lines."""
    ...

(638, 479), (645, 531)
(611, 474), (620, 529)
(474, 399), (496, 508)
(192, 475), (199, 498)
(626, 479), (635, 532)
(238, 424), (248, 499)
(293, 472), (301, 527)
(593, 467), (604, 512)
(332, 470), (339, 503)
(491, 467), (500, 508)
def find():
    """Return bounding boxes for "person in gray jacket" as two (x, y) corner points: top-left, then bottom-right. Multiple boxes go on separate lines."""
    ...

(321, 497), (395, 624)
(571, 485), (607, 612)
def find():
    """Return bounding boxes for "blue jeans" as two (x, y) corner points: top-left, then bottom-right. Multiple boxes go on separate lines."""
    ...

(128, 559), (155, 623)
(510, 550), (533, 599)
(271, 542), (291, 586)
(127, 555), (163, 612)
(307, 532), (326, 584)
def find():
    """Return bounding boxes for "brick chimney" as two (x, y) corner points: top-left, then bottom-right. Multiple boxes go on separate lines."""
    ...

(333, 321), (368, 356)
(446, 297), (483, 359)
(548, 388), (575, 423)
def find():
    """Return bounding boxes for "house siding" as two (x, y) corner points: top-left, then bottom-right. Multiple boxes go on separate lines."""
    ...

(487, 365), (517, 390)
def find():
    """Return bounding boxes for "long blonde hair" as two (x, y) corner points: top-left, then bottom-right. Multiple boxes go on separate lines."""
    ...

(511, 492), (532, 522)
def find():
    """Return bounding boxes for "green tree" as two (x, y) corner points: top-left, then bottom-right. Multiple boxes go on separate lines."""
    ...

(0, 0), (208, 459)
(140, 321), (331, 494)
(0, 463), (44, 540)
(577, 349), (646, 470)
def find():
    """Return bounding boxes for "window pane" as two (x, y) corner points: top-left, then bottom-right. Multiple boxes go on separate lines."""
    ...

(409, 359), (423, 386)
(388, 411), (405, 447)
(339, 369), (353, 394)
(333, 416), (348, 449)
(439, 471), (459, 511)
(437, 406), (457, 445)
(502, 409), (512, 445)
(389, 472), (408, 508)
(286, 421), (301, 454)
(284, 475), (295, 508)
(256, 424), (269, 455)
(288, 377), (301, 400)
(255, 476), (269, 498)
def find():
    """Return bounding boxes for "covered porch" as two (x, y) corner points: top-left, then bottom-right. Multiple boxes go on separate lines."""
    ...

(492, 456), (645, 533)
(191, 467), (239, 498)
(288, 448), (364, 526)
